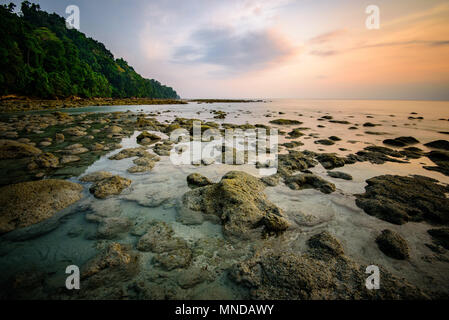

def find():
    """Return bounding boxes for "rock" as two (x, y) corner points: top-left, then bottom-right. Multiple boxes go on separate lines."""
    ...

(136, 131), (161, 145)
(107, 125), (122, 134)
(427, 228), (449, 250)
(277, 150), (317, 176)
(137, 221), (188, 253)
(80, 243), (140, 295)
(327, 171), (353, 180)
(363, 122), (378, 127)
(127, 164), (154, 173)
(355, 175), (449, 225)
(80, 171), (114, 182)
(424, 150), (449, 176)
(307, 231), (344, 258)
(186, 173), (213, 189)
(28, 152), (59, 170)
(287, 128), (304, 138)
(90, 143), (104, 151)
(63, 127), (86, 137)
(89, 175), (132, 199)
(153, 142), (173, 156)
(400, 147), (423, 159)
(285, 173), (336, 194)
(424, 140), (449, 150)
(260, 174), (280, 186)
(109, 147), (150, 160)
(230, 234), (427, 299)
(152, 248), (192, 271)
(376, 229), (409, 260)
(352, 146), (408, 164)
(176, 267), (209, 289)
(328, 136), (341, 141)
(39, 141), (52, 147)
(0, 179), (83, 234)
(60, 155), (81, 164)
(383, 136), (419, 147)
(182, 171), (289, 239)
(315, 139), (334, 146)
(63, 144), (89, 155)
(282, 141), (303, 148)
(0, 139), (42, 159)
(269, 119), (302, 125)
(96, 217), (132, 239)
(316, 153), (354, 170)
(175, 205), (205, 225)
(55, 133), (64, 142)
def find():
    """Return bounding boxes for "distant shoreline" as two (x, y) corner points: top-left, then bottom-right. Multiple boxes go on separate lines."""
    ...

(0, 96), (268, 113)
(0, 96), (187, 113)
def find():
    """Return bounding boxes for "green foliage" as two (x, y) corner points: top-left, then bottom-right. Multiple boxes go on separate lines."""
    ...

(0, 1), (179, 99)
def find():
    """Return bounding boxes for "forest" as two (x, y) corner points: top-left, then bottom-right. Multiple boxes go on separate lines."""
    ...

(0, 1), (179, 99)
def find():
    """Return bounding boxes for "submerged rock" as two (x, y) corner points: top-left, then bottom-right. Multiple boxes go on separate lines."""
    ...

(285, 173), (336, 194)
(376, 229), (410, 260)
(182, 171), (289, 239)
(78, 243), (140, 298)
(0, 179), (83, 234)
(355, 175), (449, 225)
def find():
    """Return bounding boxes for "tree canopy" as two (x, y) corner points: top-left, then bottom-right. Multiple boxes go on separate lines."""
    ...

(0, 1), (179, 99)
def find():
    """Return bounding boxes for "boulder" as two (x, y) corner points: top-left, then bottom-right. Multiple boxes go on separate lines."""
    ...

(89, 175), (132, 199)
(182, 171), (289, 239)
(376, 229), (409, 260)
(355, 175), (449, 225)
(0, 179), (83, 234)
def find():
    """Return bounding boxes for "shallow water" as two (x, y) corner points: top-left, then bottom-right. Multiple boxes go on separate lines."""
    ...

(1, 99), (449, 298)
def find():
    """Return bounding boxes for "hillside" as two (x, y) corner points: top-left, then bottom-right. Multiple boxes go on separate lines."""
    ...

(0, 2), (179, 99)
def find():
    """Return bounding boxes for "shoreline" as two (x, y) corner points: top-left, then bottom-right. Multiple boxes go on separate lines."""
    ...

(0, 96), (188, 113)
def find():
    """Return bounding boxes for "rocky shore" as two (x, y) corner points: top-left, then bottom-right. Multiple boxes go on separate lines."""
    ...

(0, 96), (187, 112)
(0, 104), (448, 300)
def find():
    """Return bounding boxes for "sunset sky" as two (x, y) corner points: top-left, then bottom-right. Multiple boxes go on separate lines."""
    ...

(4, 0), (449, 100)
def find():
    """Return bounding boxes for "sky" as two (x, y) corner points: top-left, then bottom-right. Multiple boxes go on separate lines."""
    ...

(4, 0), (449, 100)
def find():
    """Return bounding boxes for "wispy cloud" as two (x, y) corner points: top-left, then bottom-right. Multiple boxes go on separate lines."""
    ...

(308, 29), (347, 44)
(172, 27), (297, 73)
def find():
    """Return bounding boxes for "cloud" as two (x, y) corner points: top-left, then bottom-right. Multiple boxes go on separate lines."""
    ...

(172, 26), (297, 73)
(309, 49), (339, 57)
(308, 29), (347, 44)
